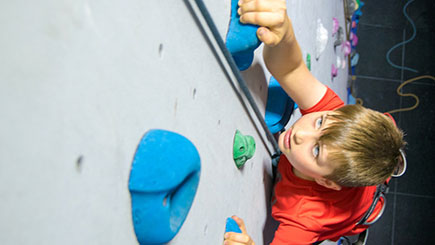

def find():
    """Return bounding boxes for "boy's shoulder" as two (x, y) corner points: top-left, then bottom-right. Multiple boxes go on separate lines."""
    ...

(300, 86), (344, 115)
(274, 155), (375, 221)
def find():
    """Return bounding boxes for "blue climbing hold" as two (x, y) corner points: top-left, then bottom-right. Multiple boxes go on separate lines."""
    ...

(265, 76), (295, 134)
(226, 0), (261, 71)
(347, 87), (356, 105)
(128, 129), (201, 244)
(225, 217), (242, 233)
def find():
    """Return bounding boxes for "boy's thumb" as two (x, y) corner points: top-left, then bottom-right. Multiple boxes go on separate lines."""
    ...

(257, 27), (279, 46)
(232, 215), (248, 234)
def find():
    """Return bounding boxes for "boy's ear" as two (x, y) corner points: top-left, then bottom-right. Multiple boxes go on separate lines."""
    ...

(315, 177), (342, 191)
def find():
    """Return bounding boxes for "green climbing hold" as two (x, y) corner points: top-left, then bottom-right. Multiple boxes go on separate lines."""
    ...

(233, 130), (256, 169)
(306, 53), (311, 71)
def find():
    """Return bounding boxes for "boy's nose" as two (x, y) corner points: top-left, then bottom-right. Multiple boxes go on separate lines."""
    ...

(294, 129), (317, 144)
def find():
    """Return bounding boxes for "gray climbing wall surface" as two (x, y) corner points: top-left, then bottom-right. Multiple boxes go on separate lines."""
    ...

(0, 0), (348, 244)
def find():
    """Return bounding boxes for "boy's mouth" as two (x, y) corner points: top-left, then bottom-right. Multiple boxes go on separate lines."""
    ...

(284, 128), (292, 149)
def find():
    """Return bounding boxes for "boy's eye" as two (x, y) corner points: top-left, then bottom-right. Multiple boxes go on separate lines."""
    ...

(313, 145), (320, 158)
(315, 117), (324, 129)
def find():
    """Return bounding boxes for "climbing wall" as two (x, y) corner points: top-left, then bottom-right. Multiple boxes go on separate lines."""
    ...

(0, 0), (348, 244)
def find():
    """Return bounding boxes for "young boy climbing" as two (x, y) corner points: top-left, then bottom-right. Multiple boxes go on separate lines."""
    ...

(223, 0), (406, 244)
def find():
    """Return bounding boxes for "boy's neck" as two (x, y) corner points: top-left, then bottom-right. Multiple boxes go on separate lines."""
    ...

(292, 167), (315, 181)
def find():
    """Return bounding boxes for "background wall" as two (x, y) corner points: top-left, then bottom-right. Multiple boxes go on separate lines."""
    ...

(353, 0), (435, 244)
(0, 0), (348, 244)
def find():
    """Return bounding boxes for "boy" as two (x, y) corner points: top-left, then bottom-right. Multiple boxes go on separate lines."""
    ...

(224, 0), (406, 244)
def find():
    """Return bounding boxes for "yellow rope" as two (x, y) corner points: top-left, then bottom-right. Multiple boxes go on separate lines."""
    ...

(386, 75), (435, 114)
(351, 75), (435, 114)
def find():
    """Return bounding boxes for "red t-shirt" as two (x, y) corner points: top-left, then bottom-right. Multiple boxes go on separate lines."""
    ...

(271, 87), (383, 244)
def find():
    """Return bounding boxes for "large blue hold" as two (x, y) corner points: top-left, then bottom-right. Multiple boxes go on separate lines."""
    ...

(128, 129), (201, 244)
(265, 76), (295, 134)
(226, 0), (261, 71)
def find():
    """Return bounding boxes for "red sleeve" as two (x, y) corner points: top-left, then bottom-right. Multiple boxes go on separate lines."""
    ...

(300, 86), (344, 115)
(271, 223), (319, 245)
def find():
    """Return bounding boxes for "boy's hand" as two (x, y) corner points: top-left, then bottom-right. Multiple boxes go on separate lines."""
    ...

(238, 0), (289, 47)
(239, 0), (325, 109)
(224, 216), (255, 245)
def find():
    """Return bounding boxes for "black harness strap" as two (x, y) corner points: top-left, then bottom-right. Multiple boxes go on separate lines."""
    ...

(356, 182), (389, 226)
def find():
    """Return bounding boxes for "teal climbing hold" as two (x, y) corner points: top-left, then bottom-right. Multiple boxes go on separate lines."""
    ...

(128, 129), (201, 244)
(225, 0), (261, 70)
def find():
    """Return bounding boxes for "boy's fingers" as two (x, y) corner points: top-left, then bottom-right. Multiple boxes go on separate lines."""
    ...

(225, 241), (247, 245)
(240, 12), (286, 28)
(238, 0), (255, 6)
(239, 0), (285, 15)
(224, 232), (251, 243)
(240, 0), (270, 13)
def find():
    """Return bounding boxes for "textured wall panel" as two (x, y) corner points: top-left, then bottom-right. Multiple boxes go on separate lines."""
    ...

(0, 0), (347, 244)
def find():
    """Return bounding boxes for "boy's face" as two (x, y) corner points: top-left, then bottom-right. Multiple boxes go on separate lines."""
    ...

(278, 111), (336, 180)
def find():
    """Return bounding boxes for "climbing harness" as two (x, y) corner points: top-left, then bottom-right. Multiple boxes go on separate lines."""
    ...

(356, 182), (389, 226)
(357, 148), (407, 225)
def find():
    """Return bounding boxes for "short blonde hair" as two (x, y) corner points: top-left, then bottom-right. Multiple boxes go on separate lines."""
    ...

(320, 105), (406, 187)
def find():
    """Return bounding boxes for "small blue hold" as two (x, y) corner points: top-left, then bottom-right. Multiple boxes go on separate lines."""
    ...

(225, 217), (242, 233)
(128, 129), (201, 244)
(226, 0), (261, 71)
(265, 76), (295, 134)
(347, 87), (356, 105)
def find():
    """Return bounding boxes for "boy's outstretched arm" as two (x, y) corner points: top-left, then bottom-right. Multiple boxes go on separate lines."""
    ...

(239, 0), (327, 110)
